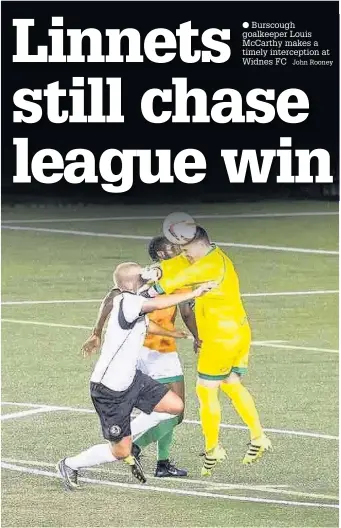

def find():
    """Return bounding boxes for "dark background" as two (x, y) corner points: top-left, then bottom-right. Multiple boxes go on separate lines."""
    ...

(1, 1), (339, 204)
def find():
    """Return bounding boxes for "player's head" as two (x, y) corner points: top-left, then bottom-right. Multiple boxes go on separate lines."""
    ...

(148, 235), (181, 262)
(181, 226), (211, 262)
(113, 262), (144, 292)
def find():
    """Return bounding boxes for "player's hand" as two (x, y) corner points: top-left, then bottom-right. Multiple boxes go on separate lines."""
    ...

(82, 333), (101, 358)
(172, 329), (194, 339)
(192, 281), (217, 298)
(194, 338), (202, 354)
(141, 265), (162, 282)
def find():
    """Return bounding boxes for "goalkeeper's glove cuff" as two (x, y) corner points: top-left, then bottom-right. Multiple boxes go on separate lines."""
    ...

(137, 285), (159, 298)
(141, 265), (162, 282)
(146, 286), (159, 298)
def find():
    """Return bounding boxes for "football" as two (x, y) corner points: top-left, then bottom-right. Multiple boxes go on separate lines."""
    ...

(163, 212), (197, 245)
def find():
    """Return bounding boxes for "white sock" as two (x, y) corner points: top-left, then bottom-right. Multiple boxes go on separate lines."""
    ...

(65, 443), (118, 470)
(131, 411), (174, 440)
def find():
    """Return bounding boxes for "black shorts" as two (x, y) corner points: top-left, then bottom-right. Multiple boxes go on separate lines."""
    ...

(90, 370), (169, 443)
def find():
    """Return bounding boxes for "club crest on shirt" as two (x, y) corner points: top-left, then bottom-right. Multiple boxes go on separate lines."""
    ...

(109, 425), (121, 437)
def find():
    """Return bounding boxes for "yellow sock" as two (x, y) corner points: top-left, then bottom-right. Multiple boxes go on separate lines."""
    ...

(196, 384), (221, 452)
(221, 382), (262, 440)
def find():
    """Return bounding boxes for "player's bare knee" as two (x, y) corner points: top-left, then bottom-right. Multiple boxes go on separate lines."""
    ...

(196, 378), (220, 389)
(167, 391), (184, 415)
(169, 380), (185, 404)
(110, 437), (131, 459)
(173, 396), (184, 415)
(112, 445), (131, 459)
(223, 371), (242, 385)
(157, 390), (184, 415)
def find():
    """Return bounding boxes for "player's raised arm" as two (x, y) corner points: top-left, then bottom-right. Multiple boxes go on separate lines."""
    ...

(179, 301), (199, 340)
(94, 287), (121, 336)
(154, 260), (218, 295)
(141, 282), (216, 313)
(81, 287), (120, 357)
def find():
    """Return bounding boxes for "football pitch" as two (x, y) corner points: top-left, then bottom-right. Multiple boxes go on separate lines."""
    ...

(1, 200), (339, 527)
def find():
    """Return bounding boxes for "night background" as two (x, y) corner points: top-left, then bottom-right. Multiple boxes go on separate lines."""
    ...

(1, 0), (339, 204)
(1, 3), (339, 527)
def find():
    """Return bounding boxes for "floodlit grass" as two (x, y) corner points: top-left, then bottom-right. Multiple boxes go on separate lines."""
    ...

(1, 201), (339, 527)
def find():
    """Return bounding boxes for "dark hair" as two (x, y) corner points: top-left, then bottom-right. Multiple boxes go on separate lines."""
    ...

(148, 235), (170, 261)
(192, 225), (210, 243)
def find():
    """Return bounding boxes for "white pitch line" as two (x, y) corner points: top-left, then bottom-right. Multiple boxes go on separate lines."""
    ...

(1, 225), (151, 241)
(1, 290), (339, 306)
(1, 408), (54, 421)
(1, 402), (95, 413)
(2, 225), (338, 255)
(1, 299), (101, 306)
(184, 420), (339, 440)
(1, 318), (338, 354)
(204, 485), (338, 502)
(1, 462), (338, 509)
(1, 319), (92, 330)
(3, 458), (338, 502)
(224, 242), (338, 255)
(252, 342), (338, 354)
(242, 290), (339, 298)
(1, 401), (338, 440)
(1, 457), (290, 495)
(1, 211), (338, 224)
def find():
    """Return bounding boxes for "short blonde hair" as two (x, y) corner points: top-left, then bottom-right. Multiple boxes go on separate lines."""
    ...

(113, 262), (142, 290)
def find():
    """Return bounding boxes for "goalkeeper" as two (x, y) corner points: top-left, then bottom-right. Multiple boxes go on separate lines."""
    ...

(149, 226), (272, 476)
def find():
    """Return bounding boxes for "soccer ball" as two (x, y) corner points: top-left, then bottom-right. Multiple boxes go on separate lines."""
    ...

(163, 212), (197, 245)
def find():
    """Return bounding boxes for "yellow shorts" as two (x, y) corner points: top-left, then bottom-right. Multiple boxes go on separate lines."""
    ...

(197, 324), (251, 380)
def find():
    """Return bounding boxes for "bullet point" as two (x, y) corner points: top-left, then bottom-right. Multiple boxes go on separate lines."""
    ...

(243, 22), (249, 28)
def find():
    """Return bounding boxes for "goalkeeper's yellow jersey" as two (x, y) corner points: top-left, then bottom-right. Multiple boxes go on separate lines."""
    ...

(157, 245), (247, 341)
(160, 253), (190, 279)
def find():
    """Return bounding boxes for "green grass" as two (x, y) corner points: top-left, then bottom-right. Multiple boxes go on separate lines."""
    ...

(1, 201), (339, 527)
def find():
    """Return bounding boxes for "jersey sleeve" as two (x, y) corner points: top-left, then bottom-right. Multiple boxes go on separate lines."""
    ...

(157, 258), (220, 294)
(121, 294), (145, 323)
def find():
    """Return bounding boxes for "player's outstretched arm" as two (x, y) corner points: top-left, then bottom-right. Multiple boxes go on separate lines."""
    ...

(157, 260), (219, 295)
(141, 282), (216, 314)
(147, 320), (191, 340)
(81, 288), (120, 357)
(179, 302), (198, 339)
